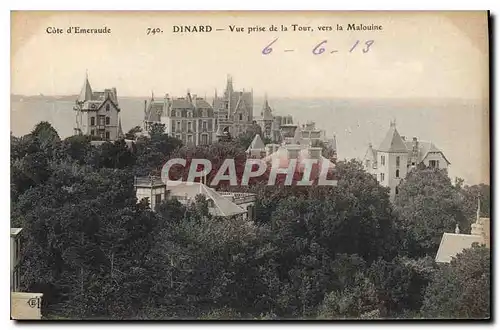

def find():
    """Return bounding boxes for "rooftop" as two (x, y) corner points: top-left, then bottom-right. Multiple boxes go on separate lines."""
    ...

(435, 233), (484, 263)
(134, 176), (166, 188)
(166, 181), (247, 217)
(378, 122), (408, 153)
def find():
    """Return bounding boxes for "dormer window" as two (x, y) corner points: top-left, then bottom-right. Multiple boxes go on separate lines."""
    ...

(106, 104), (110, 111)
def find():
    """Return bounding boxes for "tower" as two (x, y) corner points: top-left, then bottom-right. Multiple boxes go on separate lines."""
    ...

(73, 72), (122, 140)
(377, 121), (409, 201)
(259, 93), (274, 140)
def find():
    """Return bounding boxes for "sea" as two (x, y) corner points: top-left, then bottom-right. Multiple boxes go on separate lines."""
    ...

(10, 96), (489, 186)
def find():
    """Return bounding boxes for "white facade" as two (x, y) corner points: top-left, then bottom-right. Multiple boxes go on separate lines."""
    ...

(134, 177), (167, 209)
(363, 121), (450, 201)
(376, 151), (409, 201)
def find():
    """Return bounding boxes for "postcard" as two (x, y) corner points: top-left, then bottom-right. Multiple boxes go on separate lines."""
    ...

(10, 11), (490, 320)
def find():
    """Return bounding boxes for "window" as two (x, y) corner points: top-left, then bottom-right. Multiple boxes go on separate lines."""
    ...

(177, 121), (181, 132)
(176, 110), (181, 117)
(201, 134), (208, 145)
(203, 121), (207, 131)
(172, 121), (175, 131)
(396, 156), (400, 167)
(91, 129), (95, 136)
(187, 135), (193, 144)
(91, 117), (95, 126)
(396, 169), (400, 178)
(395, 186), (399, 195)
(105, 116), (110, 125)
(105, 131), (110, 140)
(225, 103), (228, 109)
(155, 193), (162, 205)
(99, 115), (105, 126)
(207, 199), (215, 208)
(202, 109), (207, 117)
(188, 121), (192, 132)
(366, 160), (371, 168)
(380, 173), (385, 182)
(429, 160), (438, 168)
(106, 104), (110, 111)
(239, 113), (243, 121)
(381, 155), (385, 166)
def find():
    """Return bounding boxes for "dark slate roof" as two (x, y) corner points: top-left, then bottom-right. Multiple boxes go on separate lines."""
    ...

(146, 100), (167, 122)
(171, 98), (194, 109)
(78, 76), (93, 102)
(194, 98), (212, 109)
(378, 125), (408, 153)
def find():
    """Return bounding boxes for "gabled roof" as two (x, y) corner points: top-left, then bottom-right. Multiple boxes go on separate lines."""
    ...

(435, 233), (484, 263)
(166, 181), (246, 217)
(247, 134), (265, 151)
(378, 123), (408, 153)
(403, 140), (451, 165)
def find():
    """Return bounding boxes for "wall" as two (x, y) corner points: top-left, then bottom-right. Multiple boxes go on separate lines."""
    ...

(422, 152), (449, 170)
(378, 151), (408, 201)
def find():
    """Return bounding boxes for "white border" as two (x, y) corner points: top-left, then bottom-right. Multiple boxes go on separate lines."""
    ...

(2, 1), (497, 329)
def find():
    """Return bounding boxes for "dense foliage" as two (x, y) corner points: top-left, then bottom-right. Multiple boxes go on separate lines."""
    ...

(10, 122), (490, 320)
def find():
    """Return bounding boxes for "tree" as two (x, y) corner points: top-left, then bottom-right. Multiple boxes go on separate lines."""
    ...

(125, 126), (143, 140)
(133, 133), (182, 177)
(16, 162), (160, 319)
(31, 121), (60, 149)
(86, 139), (136, 170)
(148, 123), (166, 137)
(421, 244), (490, 319)
(394, 168), (468, 257)
(460, 184), (490, 219)
(168, 142), (248, 189)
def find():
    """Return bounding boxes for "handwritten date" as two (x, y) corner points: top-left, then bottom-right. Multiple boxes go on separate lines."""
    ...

(262, 38), (375, 55)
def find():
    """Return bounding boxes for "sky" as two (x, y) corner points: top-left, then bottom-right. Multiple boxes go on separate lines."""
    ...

(11, 11), (488, 100)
